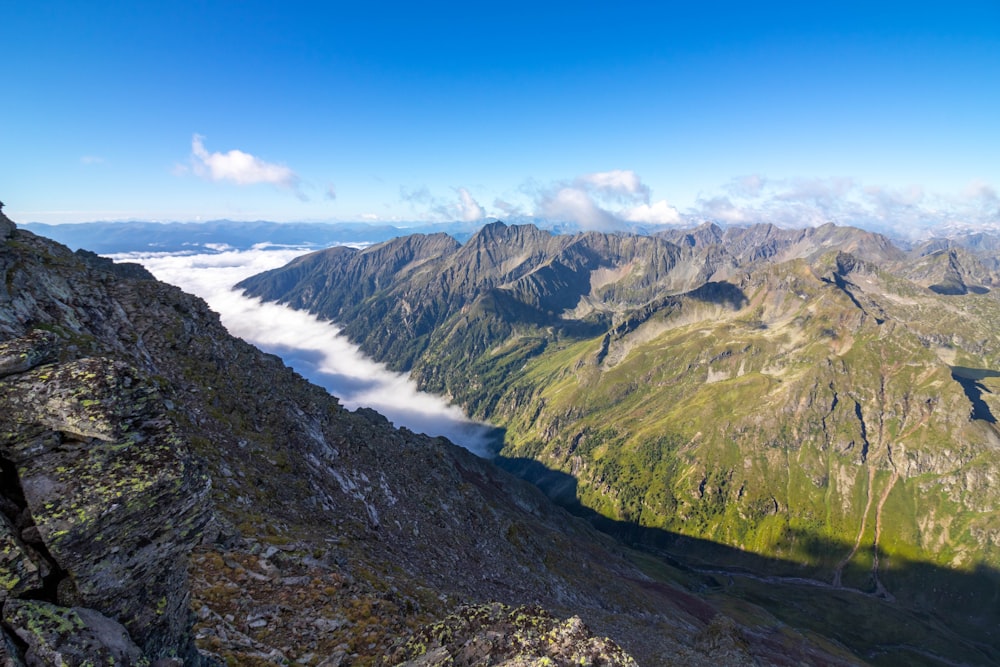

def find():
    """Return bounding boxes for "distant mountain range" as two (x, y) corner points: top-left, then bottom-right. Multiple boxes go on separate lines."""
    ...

(26, 216), (1000, 266)
(239, 219), (1000, 665)
(22, 218), (589, 254)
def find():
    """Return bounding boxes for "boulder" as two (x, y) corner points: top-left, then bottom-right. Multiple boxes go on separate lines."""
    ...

(3, 599), (146, 666)
(0, 330), (59, 379)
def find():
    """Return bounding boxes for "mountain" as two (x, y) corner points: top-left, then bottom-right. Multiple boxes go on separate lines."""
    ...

(913, 231), (1000, 273)
(0, 213), (878, 664)
(240, 220), (1000, 665)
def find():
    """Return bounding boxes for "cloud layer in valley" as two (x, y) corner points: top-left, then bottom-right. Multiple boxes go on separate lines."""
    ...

(111, 246), (498, 456)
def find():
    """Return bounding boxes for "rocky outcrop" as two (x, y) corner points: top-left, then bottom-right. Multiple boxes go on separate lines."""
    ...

(0, 330), (59, 378)
(0, 330), (211, 664)
(0, 213), (13, 242)
(386, 603), (638, 666)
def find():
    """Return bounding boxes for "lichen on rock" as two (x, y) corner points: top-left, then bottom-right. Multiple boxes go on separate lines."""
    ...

(0, 513), (45, 602)
(0, 330), (59, 379)
(0, 333), (212, 663)
(2, 598), (148, 666)
(387, 602), (639, 666)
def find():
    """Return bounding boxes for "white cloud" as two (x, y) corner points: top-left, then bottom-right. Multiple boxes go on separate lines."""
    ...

(576, 170), (650, 201)
(862, 185), (926, 224)
(686, 176), (1000, 238)
(109, 246), (495, 455)
(400, 185), (432, 204)
(533, 170), (682, 230)
(538, 186), (621, 230)
(621, 199), (680, 224)
(493, 198), (523, 218)
(726, 174), (766, 198)
(964, 179), (998, 204)
(695, 196), (751, 224)
(325, 183), (337, 201)
(400, 185), (485, 222)
(456, 187), (485, 222)
(773, 177), (854, 208)
(190, 134), (301, 192)
(80, 155), (105, 165)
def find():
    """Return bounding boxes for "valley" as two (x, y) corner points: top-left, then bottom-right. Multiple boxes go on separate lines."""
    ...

(238, 220), (1000, 664)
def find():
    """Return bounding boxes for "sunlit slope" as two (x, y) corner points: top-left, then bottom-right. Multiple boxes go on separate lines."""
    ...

(495, 254), (1000, 580)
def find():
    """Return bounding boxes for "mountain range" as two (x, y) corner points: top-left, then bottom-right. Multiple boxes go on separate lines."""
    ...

(238, 220), (1000, 665)
(21, 218), (590, 255)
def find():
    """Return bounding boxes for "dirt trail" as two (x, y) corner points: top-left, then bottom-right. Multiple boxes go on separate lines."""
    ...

(832, 464), (876, 587)
(871, 471), (899, 600)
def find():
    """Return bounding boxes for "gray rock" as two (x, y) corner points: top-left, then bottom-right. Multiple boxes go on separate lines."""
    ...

(0, 213), (13, 242)
(0, 330), (59, 379)
(0, 513), (45, 601)
(0, 353), (212, 662)
(3, 599), (146, 667)
(0, 623), (26, 667)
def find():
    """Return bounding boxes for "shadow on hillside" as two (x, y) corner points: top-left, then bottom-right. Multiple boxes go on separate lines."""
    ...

(951, 366), (1000, 424)
(686, 280), (749, 309)
(491, 453), (1000, 667)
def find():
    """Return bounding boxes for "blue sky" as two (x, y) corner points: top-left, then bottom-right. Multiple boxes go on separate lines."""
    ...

(3, 1), (999, 236)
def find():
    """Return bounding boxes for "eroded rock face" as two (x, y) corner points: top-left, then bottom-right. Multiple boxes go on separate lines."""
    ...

(0, 331), (211, 663)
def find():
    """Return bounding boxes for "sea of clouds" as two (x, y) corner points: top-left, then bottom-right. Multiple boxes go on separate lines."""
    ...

(110, 245), (498, 456)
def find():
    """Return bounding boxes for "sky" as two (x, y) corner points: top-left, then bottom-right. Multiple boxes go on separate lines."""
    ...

(3, 1), (999, 237)
(111, 245), (498, 456)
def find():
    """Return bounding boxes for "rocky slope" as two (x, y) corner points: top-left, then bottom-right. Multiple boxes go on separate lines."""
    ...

(239, 220), (1000, 665)
(0, 213), (875, 664)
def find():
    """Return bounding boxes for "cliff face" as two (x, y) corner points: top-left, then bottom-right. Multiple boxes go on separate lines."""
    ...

(0, 215), (872, 664)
